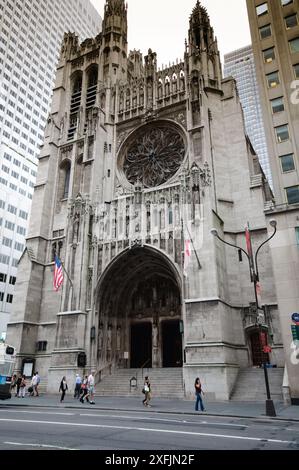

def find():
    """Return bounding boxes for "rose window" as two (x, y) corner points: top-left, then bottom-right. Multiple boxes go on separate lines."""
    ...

(122, 124), (185, 188)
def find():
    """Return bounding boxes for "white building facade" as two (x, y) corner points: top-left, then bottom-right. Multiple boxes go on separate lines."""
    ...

(0, 0), (102, 336)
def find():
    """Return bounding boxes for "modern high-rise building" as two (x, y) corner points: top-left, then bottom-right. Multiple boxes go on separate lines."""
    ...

(0, 0), (102, 337)
(247, 0), (299, 404)
(224, 45), (272, 186)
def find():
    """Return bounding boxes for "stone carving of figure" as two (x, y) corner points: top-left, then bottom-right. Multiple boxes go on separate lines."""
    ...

(100, 93), (106, 110)
(116, 326), (121, 351)
(107, 325), (112, 351)
(98, 323), (103, 351)
(153, 322), (158, 348)
(147, 80), (153, 109)
(73, 213), (80, 243)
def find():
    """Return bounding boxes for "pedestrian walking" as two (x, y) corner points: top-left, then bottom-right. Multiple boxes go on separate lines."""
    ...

(142, 376), (151, 407)
(35, 371), (41, 396)
(194, 377), (205, 412)
(59, 376), (68, 402)
(74, 374), (82, 399)
(31, 373), (37, 396)
(18, 375), (26, 398)
(10, 374), (17, 394)
(79, 375), (90, 403)
(16, 373), (22, 397)
(87, 371), (95, 404)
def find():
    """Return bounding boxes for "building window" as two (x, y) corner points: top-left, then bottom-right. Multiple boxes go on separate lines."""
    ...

(36, 341), (47, 352)
(275, 124), (289, 142)
(0, 273), (7, 283)
(271, 97), (285, 113)
(19, 210), (28, 220)
(294, 64), (299, 78)
(259, 24), (271, 39)
(280, 154), (295, 172)
(7, 204), (17, 215)
(285, 14), (298, 29)
(2, 237), (12, 248)
(63, 165), (71, 199)
(263, 47), (275, 63)
(0, 292), (4, 302)
(0, 255), (10, 265)
(14, 242), (24, 252)
(289, 38), (299, 53)
(5, 221), (15, 231)
(9, 276), (16, 285)
(296, 227), (299, 246)
(6, 294), (13, 304)
(281, 0), (293, 5)
(256, 3), (268, 16)
(286, 186), (299, 204)
(266, 71), (280, 88)
(53, 229), (64, 238)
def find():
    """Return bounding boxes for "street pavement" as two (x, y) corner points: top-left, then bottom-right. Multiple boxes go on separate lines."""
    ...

(2, 393), (299, 422)
(0, 402), (299, 451)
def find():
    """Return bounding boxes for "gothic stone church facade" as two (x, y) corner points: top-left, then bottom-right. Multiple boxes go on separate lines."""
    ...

(7, 1), (284, 399)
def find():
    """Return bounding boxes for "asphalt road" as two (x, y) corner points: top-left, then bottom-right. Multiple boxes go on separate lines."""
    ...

(0, 406), (298, 451)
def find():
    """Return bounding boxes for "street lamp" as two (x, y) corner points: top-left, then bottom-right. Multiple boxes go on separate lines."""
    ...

(211, 220), (277, 417)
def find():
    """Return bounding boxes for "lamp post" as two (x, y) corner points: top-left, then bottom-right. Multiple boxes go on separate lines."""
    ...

(211, 220), (277, 417)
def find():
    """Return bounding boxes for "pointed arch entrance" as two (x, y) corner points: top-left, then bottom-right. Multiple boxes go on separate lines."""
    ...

(96, 246), (183, 370)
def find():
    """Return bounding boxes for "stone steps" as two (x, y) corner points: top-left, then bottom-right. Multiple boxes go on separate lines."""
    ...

(230, 368), (284, 401)
(94, 368), (185, 398)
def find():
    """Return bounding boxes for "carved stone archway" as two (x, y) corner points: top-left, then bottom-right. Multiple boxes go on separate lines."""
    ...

(95, 246), (183, 370)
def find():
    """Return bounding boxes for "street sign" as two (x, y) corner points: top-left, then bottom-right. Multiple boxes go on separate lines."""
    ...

(291, 325), (299, 341)
(291, 313), (299, 325)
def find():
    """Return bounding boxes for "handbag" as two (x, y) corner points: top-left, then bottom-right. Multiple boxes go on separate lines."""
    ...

(143, 384), (149, 393)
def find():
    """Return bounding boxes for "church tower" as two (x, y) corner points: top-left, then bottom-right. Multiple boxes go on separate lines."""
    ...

(6, 1), (283, 401)
(101, 0), (128, 84)
(187, 1), (222, 90)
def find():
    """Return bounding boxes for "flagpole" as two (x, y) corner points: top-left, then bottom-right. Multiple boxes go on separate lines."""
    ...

(54, 251), (73, 311)
(185, 223), (202, 270)
(61, 261), (73, 312)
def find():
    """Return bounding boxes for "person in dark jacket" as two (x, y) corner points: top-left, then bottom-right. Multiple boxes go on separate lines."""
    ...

(16, 373), (22, 397)
(194, 377), (205, 412)
(59, 376), (68, 403)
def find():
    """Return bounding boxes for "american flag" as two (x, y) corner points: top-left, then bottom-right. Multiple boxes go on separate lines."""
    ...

(183, 239), (191, 277)
(54, 255), (64, 292)
(245, 224), (253, 258)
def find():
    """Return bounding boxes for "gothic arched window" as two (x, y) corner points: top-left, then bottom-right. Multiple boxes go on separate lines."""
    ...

(68, 72), (83, 140)
(165, 76), (170, 95)
(63, 163), (71, 199)
(86, 65), (98, 109)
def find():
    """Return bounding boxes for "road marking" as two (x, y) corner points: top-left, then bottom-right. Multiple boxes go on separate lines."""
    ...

(79, 413), (248, 428)
(1, 409), (247, 427)
(1, 410), (74, 416)
(4, 441), (77, 450)
(0, 418), (291, 444)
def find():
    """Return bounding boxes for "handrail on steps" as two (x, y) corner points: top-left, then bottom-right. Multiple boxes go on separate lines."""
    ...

(140, 358), (151, 379)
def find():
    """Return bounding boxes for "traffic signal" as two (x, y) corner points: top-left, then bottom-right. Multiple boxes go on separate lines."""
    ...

(5, 346), (14, 355)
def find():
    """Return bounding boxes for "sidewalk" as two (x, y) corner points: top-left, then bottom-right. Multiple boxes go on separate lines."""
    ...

(2, 394), (299, 422)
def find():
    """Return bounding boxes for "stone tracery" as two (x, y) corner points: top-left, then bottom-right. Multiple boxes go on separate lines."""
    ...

(123, 125), (185, 187)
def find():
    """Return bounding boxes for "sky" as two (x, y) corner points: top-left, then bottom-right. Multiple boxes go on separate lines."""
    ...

(90, 0), (251, 66)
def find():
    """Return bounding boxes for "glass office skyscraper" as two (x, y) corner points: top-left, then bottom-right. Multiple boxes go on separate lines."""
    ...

(224, 45), (272, 187)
